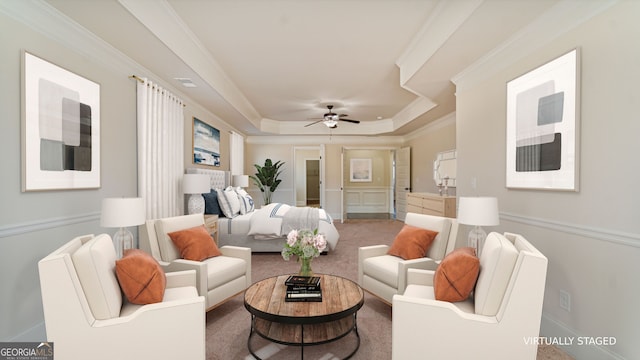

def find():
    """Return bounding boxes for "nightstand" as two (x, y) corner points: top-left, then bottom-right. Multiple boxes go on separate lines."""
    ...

(203, 214), (219, 245)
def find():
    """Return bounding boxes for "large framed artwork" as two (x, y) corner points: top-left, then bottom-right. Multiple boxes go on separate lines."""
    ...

(506, 48), (580, 191)
(21, 51), (101, 191)
(350, 158), (372, 182)
(193, 117), (220, 167)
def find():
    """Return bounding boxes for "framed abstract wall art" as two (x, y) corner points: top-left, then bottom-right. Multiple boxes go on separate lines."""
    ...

(506, 48), (580, 191)
(21, 51), (101, 191)
(192, 117), (220, 167)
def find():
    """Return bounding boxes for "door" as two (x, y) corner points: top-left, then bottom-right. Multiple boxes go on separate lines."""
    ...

(395, 147), (411, 221)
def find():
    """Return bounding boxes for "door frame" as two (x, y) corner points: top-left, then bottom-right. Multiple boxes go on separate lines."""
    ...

(341, 146), (399, 222)
(293, 145), (325, 208)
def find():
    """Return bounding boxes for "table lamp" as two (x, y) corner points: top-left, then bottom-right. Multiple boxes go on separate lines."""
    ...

(233, 174), (249, 188)
(457, 196), (499, 255)
(183, 173), (210, 214)
(101, 197), (146, 258)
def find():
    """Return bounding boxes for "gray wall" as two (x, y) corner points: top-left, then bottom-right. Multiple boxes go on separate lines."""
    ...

(0, 2), (239, 341)
(0, 9), (137, 340)
(455, 2), (639, 359)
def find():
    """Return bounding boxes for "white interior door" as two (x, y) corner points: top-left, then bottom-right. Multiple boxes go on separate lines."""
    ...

(395, 147), (411, 221)
(319, 144), (325, 209)
(340, 147), (345, 222)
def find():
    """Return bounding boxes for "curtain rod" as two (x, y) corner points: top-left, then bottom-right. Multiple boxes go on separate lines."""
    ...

(129, 75), (186, 107)
(129, 74), (144, 83)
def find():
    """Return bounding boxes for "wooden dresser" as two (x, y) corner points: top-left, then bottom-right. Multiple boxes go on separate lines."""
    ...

(406, 192), (456, 218)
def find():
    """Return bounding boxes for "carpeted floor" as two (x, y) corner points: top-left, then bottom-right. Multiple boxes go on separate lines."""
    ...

(205, 219), (574, 360)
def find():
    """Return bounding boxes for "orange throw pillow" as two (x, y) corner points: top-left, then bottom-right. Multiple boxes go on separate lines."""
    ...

(168, 225), (221, 261)
(434, 247), (480, 302)
(116, 249), (166, 304)
(387, 224), (438, 260)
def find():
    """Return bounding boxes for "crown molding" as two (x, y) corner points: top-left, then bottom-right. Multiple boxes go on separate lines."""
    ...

(118, 0), (262, 128)
(246, 134), (404, 146)
(404, 111), (456, 142)
(1, 0), (136, 77)
(452, 0), (619, 91)
(396, 0), (482, 87)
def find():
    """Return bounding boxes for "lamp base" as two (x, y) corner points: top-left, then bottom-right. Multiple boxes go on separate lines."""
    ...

(467, 226), (487, 256)
(113, 227), (134, 258)
(187, 194), (205, 214)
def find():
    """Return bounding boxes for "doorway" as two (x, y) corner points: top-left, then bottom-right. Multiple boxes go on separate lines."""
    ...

(293, 146), (324, 208)
(341, 147), (396, 220)
(306, 160), (320, 207)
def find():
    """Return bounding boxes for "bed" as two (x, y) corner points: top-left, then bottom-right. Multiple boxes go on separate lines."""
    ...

(186, 168), (340, 252)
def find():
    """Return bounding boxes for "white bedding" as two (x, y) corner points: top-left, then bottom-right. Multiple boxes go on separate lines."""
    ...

(217, 203), (340, 252)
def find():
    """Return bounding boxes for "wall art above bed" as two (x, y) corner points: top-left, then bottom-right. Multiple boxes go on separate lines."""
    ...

(192, 117), (220, 167)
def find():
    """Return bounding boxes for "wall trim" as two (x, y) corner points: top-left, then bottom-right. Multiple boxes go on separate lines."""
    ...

(501, 212), (640, 249)
(452, 0), (618, 92)
(0, 212), (100, 238)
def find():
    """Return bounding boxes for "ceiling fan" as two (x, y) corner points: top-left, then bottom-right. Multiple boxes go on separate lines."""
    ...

(305, 105), (361, 128)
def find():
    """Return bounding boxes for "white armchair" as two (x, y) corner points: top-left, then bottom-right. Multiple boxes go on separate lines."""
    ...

(38, 234), (205, 360)
(140, 214), (251, 311)
(358, 213), (458, 304)
(392, 232), (548, 360)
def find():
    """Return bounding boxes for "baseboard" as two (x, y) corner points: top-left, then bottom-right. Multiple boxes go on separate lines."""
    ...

(541, 314), (625, 360)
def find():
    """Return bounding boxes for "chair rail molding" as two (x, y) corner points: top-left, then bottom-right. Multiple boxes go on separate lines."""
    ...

(500, 211), (639, 249)
(0, 212), (100, 238)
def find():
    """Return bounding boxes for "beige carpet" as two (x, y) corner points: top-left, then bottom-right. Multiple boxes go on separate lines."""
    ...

(205, 219), (574, 360)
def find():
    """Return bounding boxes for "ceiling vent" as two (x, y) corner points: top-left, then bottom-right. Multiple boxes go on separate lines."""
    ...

(174, 78), (196, 88)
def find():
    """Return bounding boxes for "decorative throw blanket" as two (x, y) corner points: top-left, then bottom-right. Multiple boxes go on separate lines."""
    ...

(280, 206), (319, 234)
(248, 203), (330, 238)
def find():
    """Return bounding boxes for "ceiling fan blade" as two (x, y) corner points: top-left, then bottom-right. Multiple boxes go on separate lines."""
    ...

(339, 118), (360, 124)
(304, 119), (324, 127)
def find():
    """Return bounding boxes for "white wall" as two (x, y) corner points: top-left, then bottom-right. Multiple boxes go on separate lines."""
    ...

(455, 2), (640, 359)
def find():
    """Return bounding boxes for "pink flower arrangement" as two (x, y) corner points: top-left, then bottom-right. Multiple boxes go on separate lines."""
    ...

(282, 228), (327, 261)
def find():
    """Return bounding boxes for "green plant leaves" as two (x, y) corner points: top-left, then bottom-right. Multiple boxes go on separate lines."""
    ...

(249, 158), (284, 204)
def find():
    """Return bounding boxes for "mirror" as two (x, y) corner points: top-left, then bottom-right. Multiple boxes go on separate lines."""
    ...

(433, 150), (457, 187)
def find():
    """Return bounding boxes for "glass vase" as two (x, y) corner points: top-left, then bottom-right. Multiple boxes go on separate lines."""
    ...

(298, 257), (313, 277)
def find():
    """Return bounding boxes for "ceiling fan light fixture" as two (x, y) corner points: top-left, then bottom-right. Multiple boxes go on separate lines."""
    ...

(324, 119), (338, 128)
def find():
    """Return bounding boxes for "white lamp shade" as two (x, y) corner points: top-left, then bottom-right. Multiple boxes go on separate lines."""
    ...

(183, 174), (210, 194)
(457, 196), (500, 226)
(233, 174), (249, 187)
(100, 197), (146, 228)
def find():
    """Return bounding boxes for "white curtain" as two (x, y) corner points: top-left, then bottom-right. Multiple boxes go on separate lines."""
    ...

(136, 78), (185, 219)
(229, 131), (245, 176)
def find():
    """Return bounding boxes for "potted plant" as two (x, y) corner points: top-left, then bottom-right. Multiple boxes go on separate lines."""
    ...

(249, 158), (284, 205)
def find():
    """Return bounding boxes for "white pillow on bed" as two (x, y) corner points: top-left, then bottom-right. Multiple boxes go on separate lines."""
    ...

(217, 187), (240, 218)
(235, 187), (255, 214)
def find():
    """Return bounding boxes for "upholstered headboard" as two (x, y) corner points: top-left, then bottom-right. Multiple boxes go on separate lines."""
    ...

(185, 168), (230, 190)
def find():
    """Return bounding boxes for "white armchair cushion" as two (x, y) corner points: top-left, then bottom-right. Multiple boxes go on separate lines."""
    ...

(203, 256), (248, 288)
(404, 213), (451, 260)
(71, 234), (121, 320)
(474, 232), (519, 316)
(362, 255), (403, 288)
(154, 214), (204, 261)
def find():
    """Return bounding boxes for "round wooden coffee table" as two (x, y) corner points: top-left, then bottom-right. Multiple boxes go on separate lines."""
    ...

(244, 274), (364, 359)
